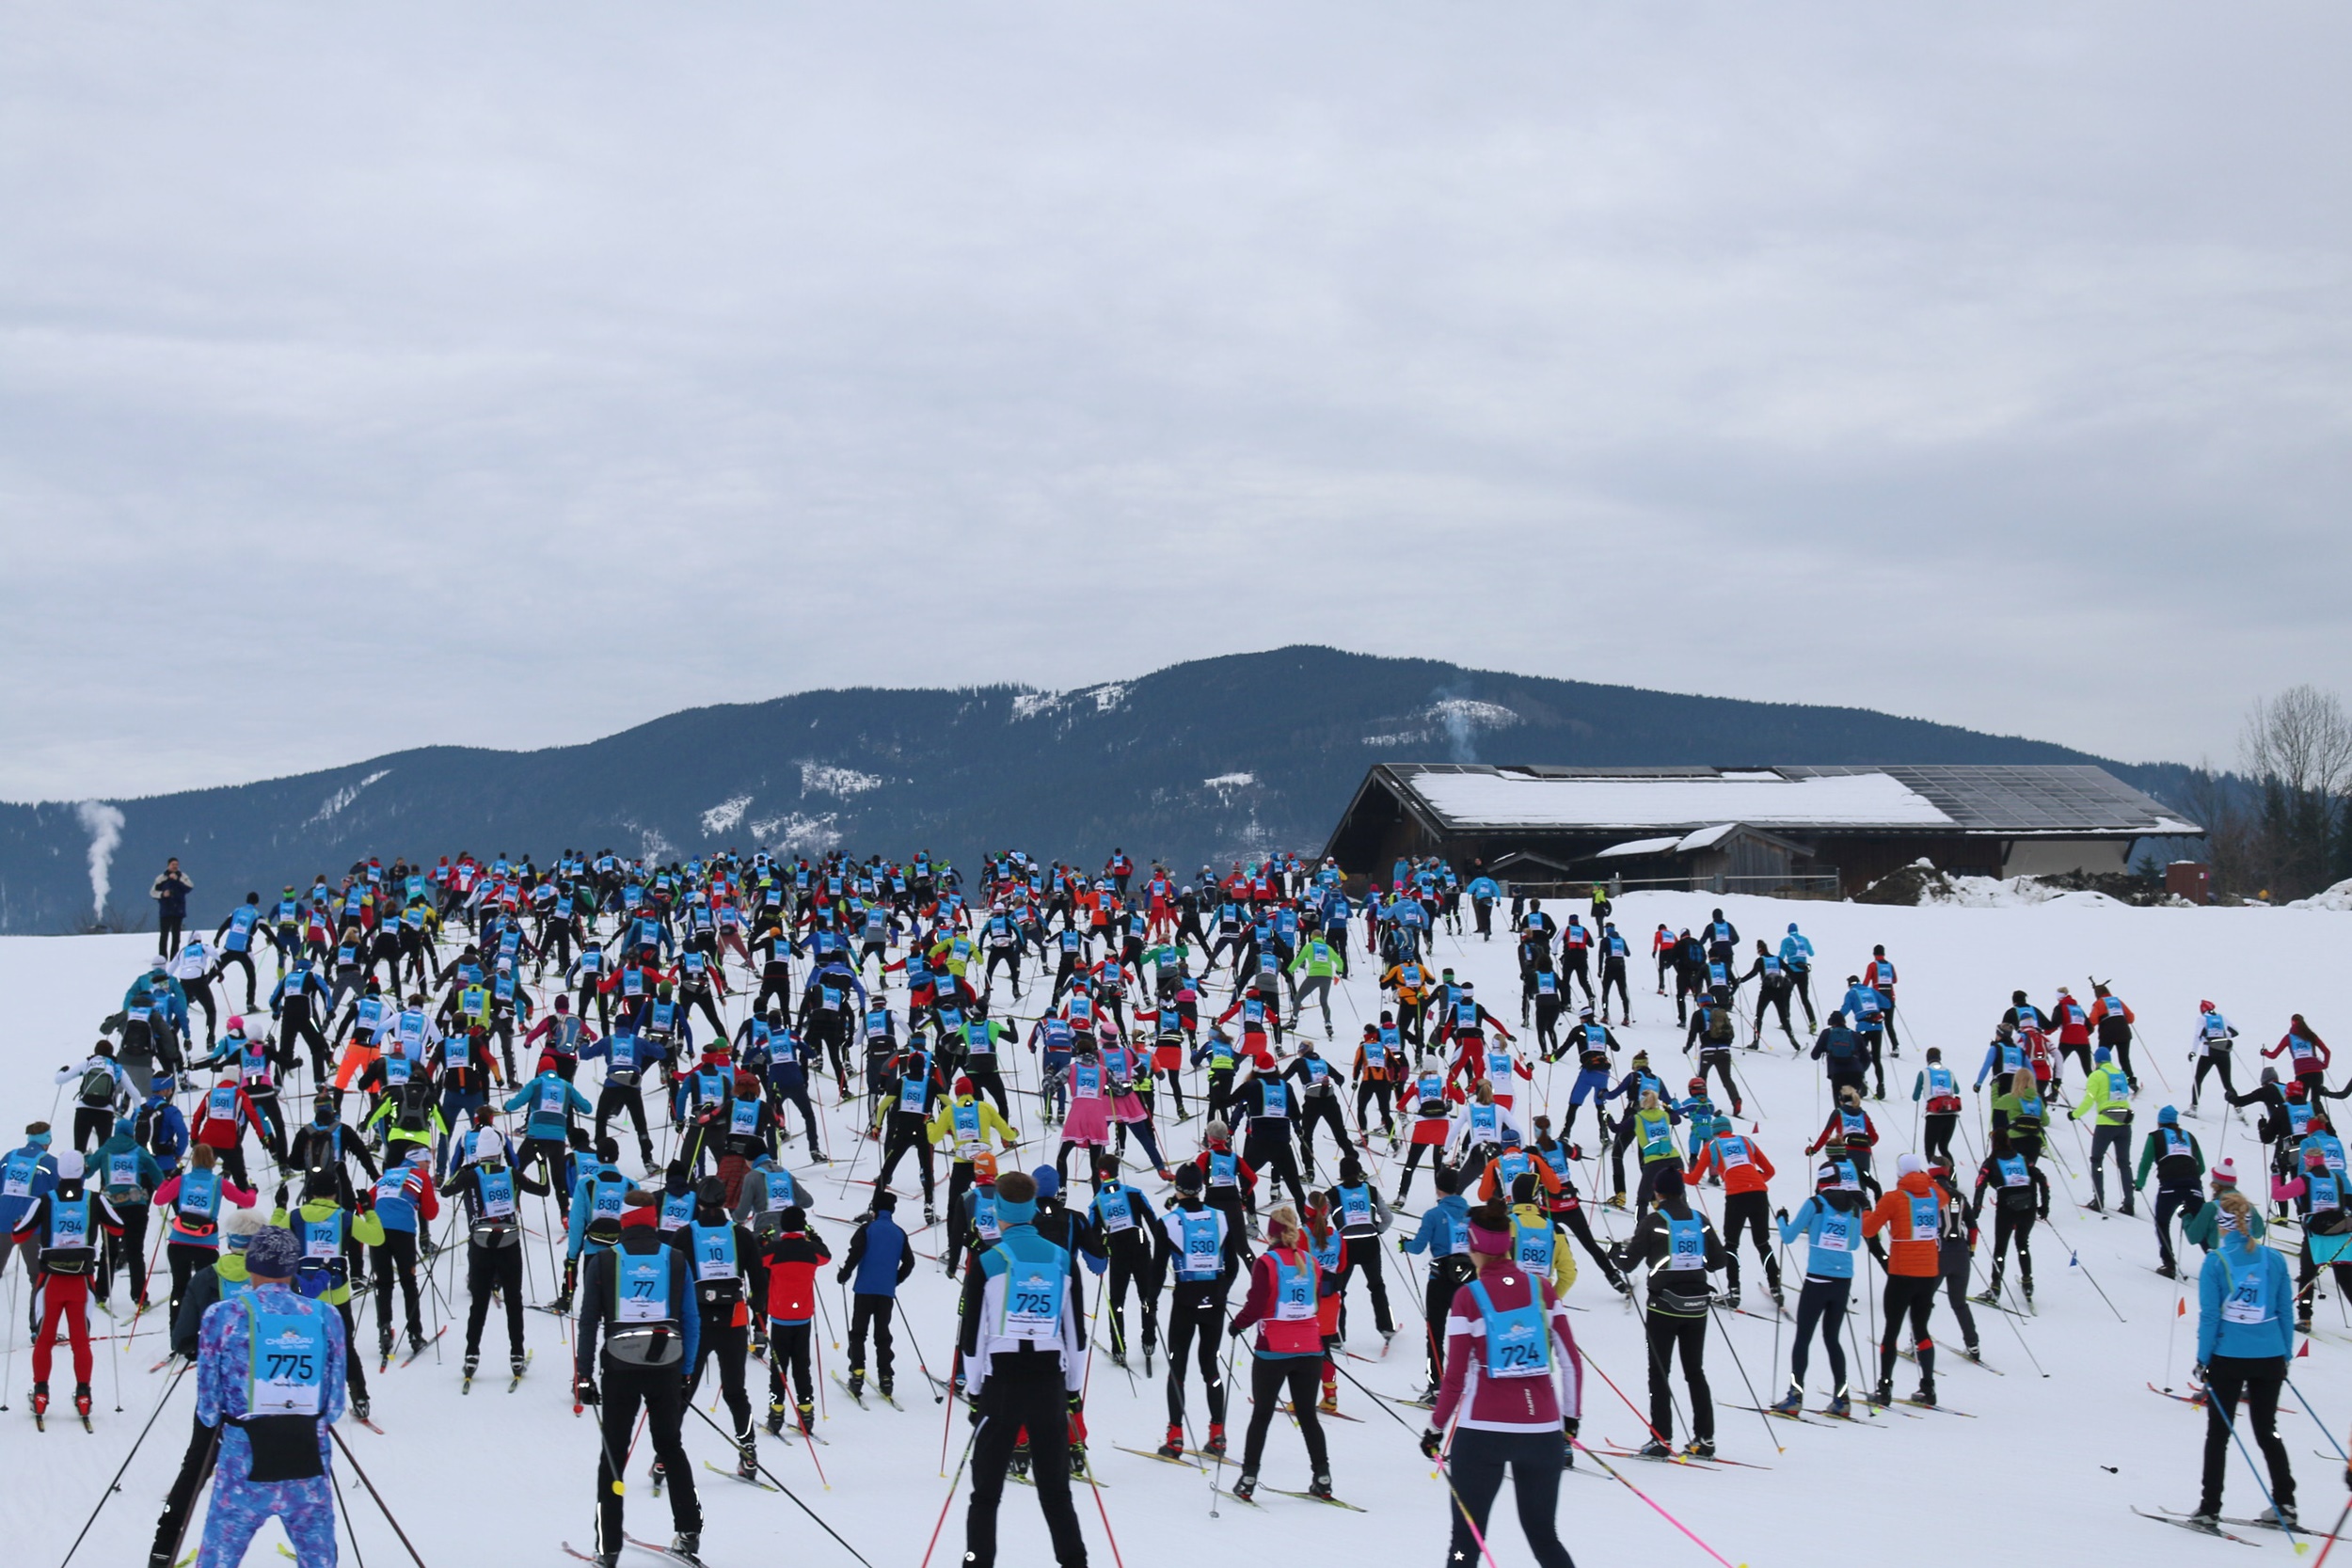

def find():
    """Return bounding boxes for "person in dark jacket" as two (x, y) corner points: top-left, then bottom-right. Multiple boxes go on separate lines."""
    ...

(835, 1190), (915, 1400)
(152, 860), (194, 958)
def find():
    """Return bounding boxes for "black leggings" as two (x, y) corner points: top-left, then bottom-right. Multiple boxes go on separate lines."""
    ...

(1788, 1275), (1849, 1393)
(1923, 1111), (1957, 1166)
(1163, 1279), (1230, 1426)
(687, 1314), (753, 1440)
(1719, 1192), (1779, 1291)
(2193, 1053), (2236, 1104)
(373, 1229), (423, 1344)
(1876, 1273), (1939, 1387)
(464, 1243), (526, 1358)
(1241, 1354), (1329, 1475)
(1445, 1428), (1576, 1568)
(767, 1319), (815, 1409)
(2200, 1354), (2296, 1516)
(1989, 1207), (2035, 1289)
(1644, 1309), (1711, 1443)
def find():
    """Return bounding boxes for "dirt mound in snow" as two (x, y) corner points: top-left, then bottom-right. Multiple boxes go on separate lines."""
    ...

(1859, 861), (2175, 908)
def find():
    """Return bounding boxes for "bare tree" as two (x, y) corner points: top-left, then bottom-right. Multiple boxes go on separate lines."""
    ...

(2242, 686), (2352, 799)
(2239, 686), (2352, 898)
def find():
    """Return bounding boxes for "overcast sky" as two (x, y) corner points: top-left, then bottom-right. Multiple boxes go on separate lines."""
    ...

(3, 3), (2344, 801)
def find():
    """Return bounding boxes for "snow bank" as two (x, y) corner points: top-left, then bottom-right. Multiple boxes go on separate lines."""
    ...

(2290, 878), (2352, 911)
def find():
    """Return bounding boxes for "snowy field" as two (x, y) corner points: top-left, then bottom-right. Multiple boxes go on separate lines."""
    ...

(3, 890), (2350, 1568)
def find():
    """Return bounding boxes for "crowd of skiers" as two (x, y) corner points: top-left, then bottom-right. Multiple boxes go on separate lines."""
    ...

(5, 842), (2347, 1562)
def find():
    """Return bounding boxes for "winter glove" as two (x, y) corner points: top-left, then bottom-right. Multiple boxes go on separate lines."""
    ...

(274, 1181), (289, 1210)
(574, 1375), (599, 1405)
(1419, 1428), (1444, 1461)
(2193, 1363), (2211, 1385)
(1772, 1207), (1788, 1224)
(353, 1186), (374, 1213)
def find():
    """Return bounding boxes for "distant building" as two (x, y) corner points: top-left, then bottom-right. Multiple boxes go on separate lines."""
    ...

(1321, 764), (2202, 897)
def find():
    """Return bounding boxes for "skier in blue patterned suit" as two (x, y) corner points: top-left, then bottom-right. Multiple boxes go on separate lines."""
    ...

(193, 1224), (346, 1567)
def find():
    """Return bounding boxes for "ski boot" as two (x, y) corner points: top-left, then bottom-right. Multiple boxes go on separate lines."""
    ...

(1870, 1379), (1894, 1407)
(378, 1331), (395, 1365)
(2022, 1280), (2034, 1305)
(766, 1400), (787, 1436)
(549, 1291), (573, 1314)
(1203, 1421), (1228, 1458)
(1156, 1423), (1185, 1461)
(351, 1394), (371, 1421)
(1912, 1383), (1936, 1407)
(797, 1400), (815, 1434)
(512, 1352), (530, 1381)
(737, 1437), (758, 1481)
(2263, 1504), (2301, 1530)
(1069, 1440), (1089, 1478)
(407, 1326), (427, 1357)
(1232, 1470), (1258, 1501)
(648, 1458), (667, 1496)
(1683, 1437), (1715, 1459)
(1637, 1438), (1672, 1458)
(846, 1370), (865, 1400)
(462, 1353), (480, 1388)
(924, 1205), (937, 1225)
(1723, 1287), (1740, 1310)
(877, 1377), (894, 1403)
(669, 1531), (703, 1566)
(1769, 1388), (1804, 1418)
(2155, 1261), (2178, 1280)
(1606, 1193), (1626, 1209)
(1827, 1392), (1852, 1418)
(1308, 1473), (1335, 1499)
(1964, 1343), (1982, 1364)
(29, 1382), (48, 1425)
(1318, 1386), (1340, 1416)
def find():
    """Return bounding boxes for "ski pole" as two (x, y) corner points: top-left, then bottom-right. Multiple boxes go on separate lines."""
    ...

(1707, 1305), (1783, 1451)
(1575, 1347), (1679, 1451)
(688, 1399), (873, 1565)
(920, 1417), (983, 1568)
(329, 1423), (431, 1568)
(2, 1269), (16, 1410)
(56, 1359), (188, 1567)
(2214, 1391), (2304, 1550)
(1574, 1437), (1744, 1568)
(1328, 1357), (1508, 1568)
(2288, 1377), (2349, 1461)
(893, 1297), (946, 1404)
(329, 1444), (372, 1568)
(2316, 1496), (2352, 1568)
(2041, 1212), (2127, 1323)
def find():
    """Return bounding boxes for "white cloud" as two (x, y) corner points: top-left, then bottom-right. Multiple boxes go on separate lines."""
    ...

(3, 2), (2348, 797)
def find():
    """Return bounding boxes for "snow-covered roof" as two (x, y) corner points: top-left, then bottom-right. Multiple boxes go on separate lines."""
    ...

(1593, 822), (1748, 859)
(1412, 771), (1952, 832)
(1375, 764), (2194, 837)
(1593, 835), (1685, 860)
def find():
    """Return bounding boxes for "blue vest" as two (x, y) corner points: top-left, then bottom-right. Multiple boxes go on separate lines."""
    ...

(1467, 1278), (1549, 1378)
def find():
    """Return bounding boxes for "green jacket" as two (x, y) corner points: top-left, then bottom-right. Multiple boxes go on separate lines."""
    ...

(2070, 1064), (2136, 1129)
(1288, 940), (1339, 978)
(269, 1197), (388, 1307)
(2181, 1197), (2265, 1254)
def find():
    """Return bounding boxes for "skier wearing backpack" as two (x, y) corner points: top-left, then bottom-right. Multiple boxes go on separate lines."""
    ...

(56, 1043), (134, 1152)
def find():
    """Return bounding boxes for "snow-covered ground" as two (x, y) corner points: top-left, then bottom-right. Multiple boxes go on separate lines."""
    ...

(3, 891), (2350, 1567)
